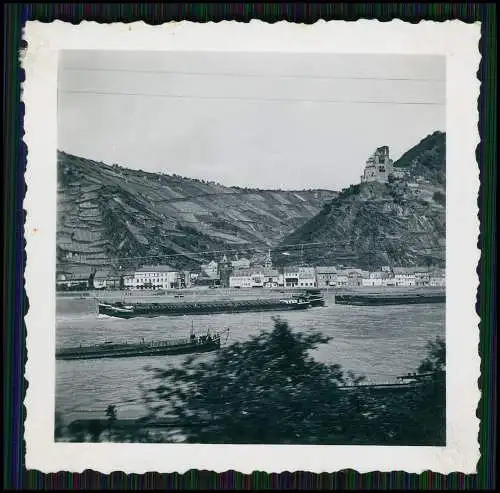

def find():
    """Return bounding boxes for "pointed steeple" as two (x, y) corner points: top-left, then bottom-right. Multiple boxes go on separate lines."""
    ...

(264, 249), (272, 269)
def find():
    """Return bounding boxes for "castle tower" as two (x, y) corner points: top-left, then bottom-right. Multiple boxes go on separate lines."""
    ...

(361, 146), (394, 183)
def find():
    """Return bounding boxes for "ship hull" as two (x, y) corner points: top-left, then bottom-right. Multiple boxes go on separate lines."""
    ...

(307, 298), (326, 307)
(56, 339), (221, 361)
(334, 293), (445, 306)
(98, 299), (311, 319)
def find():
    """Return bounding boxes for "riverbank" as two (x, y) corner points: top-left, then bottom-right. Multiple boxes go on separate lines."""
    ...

(58, 285), (445, 303)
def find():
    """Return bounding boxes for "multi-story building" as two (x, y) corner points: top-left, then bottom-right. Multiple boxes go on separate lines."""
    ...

(361, 146), (395, 184)
(262, 268), (282, 288)
(229, 268), (283, 288)
(346, 269), (368, 287)
(429, 269), (446, 287)
(131, 265), (178, 290)
(414, 268), (432, 287)
(250, 272), (265, 288)
(334, 268), (368, 287)
(315, 266), (338, 288)
(298, 267), (316, 287)
(429, 276), (446, 287)
(283, 267), (299, 288)
(362, 271), (389, 287)
(333, 274), (349, 287)
(93, 270), (109, 289)
(385, 276), (397, 287)
(229, 269), (253, 289)
(392, 267), (417, 287)
(56, 270), (91, 291)
(122, 273), (135, 290)
(104, 273), (121, 290)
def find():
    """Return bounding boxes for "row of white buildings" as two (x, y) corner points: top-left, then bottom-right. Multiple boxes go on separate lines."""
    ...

(57, 265), (189, 291)
(317, 266), (445, 288)
(121, 265), (184, 290)
(57, 263), (445, 291)
(229, 267), (317, 289)
(228, 265), (445, 289)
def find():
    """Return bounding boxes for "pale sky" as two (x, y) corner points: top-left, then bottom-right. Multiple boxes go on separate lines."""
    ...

(58, 51), (445, 191)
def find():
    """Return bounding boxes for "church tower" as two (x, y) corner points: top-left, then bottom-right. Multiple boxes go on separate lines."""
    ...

(218, 253), (233, 288)
(264, 249), (273, 269)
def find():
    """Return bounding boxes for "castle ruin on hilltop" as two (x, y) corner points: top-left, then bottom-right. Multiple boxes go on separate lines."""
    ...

(361, 145), (395, 184)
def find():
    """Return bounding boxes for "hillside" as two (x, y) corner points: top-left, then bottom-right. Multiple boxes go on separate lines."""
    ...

(394, 131), (446, 185)
(276, 131), (446, 269)
(56, 151), (337, 275)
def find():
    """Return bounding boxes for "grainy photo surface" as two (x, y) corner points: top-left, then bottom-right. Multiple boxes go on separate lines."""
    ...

(55, 50), (447, 446)
(23, 20), (480, 474)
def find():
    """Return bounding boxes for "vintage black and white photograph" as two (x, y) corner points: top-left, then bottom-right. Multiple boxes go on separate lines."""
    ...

(23, 19), (480, 474)
(54, 49), (447, 446)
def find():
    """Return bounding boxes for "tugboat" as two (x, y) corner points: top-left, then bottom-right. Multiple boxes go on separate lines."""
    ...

(304, 288), (326, 307)
(279, 297), (312, 310)
(293, 289), (326, 307)
(98, 301), (135, 318)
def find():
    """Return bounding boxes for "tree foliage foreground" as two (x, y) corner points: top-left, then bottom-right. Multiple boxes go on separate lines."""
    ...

(144, 317), (370, 444)
(142, 317), (445, 445)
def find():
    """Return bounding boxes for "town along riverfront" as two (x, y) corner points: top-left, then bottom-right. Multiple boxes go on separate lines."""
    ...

(55, 289), (445, 427)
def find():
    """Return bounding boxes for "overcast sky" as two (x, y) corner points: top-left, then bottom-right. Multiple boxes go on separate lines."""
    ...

(58, 51), (445, 191)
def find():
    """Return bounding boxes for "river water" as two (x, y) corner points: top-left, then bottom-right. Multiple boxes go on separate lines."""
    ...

(55, 292), (445, 423)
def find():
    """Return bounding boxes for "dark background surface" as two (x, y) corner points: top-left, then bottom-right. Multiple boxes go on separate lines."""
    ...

(3, 3), (497, 490)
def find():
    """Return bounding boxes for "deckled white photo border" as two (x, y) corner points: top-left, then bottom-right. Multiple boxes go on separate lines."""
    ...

(23, 19), (481, 474)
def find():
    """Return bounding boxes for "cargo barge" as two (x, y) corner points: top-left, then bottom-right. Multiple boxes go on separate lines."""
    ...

(334, 292), (445, 306)
(56, 329), (227, 361)
(98, 296), (317, 319)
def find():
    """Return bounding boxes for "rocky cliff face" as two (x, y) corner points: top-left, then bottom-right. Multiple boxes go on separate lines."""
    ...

(56, 152), (337, 274)
(276, 132), (446, 269)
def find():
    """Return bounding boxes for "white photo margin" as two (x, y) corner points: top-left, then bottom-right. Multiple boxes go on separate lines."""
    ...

(23, 19), (481, 474)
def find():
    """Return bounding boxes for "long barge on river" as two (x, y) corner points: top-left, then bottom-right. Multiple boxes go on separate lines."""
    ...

(56, 329), (227, 361)
(98, 295), (318, 319)
(334, 291), (445, 306)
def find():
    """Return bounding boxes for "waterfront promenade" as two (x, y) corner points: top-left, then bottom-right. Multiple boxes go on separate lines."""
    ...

(58, 285), (445, 303)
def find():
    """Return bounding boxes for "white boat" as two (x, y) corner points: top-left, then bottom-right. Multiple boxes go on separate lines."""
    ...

(98, 302), (135, 318)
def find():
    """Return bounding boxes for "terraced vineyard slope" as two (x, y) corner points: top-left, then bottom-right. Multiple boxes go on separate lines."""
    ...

(57, 151), (337, 275)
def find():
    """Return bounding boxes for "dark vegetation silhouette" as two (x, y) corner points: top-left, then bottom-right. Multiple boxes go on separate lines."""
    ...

(58, 320), (445, 445)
